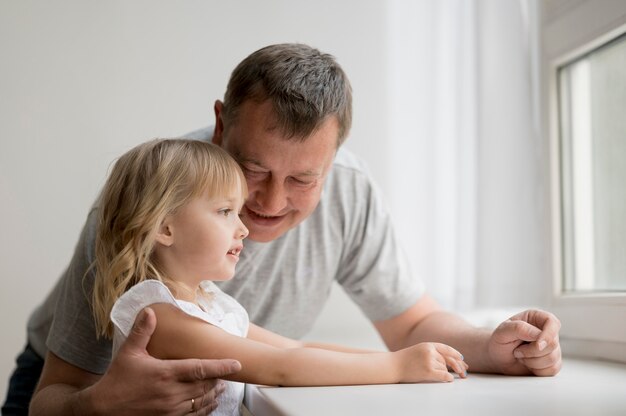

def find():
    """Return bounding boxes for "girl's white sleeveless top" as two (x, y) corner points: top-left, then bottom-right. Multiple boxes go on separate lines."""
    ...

(111, 279), (249, 416)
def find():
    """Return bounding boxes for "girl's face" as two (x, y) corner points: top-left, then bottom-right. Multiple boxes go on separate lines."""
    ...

(155, 186), (248, 291)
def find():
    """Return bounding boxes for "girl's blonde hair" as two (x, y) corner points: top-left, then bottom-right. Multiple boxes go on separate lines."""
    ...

(92, 139), (247, 338)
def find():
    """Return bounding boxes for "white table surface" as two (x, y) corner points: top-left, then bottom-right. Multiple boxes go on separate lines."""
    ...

(244, 358), (626, 415)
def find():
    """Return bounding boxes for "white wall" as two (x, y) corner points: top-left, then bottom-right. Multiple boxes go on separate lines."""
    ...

(0, 0), (390, 399)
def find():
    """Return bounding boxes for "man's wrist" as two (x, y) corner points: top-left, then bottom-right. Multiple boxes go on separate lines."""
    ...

(477, 328), (498, 373)
(457, 326), (496, 373)
(73, 383), (104, 416)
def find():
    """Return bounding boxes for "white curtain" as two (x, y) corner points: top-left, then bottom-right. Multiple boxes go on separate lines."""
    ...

(384, 0), (546, 312)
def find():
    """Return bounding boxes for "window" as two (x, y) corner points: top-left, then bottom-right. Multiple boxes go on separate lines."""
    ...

(544, 0), (626, 363)
(558, 33), (626, 293)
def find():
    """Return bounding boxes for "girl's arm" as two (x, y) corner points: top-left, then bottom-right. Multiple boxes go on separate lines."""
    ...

(148, 304), (467, 386)
(247, 323), (377, 353)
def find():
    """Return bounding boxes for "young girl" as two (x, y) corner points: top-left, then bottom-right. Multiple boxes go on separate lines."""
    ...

(92, 139), (468, 416)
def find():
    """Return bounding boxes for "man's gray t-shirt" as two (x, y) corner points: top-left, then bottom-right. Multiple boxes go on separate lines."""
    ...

(27, 130), (424, 374)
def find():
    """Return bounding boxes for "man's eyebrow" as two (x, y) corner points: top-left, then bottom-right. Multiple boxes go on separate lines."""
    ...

(233, 151), (322, 177)
(292, 170), (321, 177)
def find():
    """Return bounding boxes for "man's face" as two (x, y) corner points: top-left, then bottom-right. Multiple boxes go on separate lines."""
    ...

(213, 100), (338, 242)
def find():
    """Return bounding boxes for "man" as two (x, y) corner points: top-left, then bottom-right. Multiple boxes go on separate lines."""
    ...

(5, 43), (561, 415)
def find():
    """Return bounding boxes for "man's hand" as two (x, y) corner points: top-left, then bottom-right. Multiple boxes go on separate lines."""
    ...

(488, 309), (562, 376)
(85, 307), (241, 415)
(32, 307), (241, 416)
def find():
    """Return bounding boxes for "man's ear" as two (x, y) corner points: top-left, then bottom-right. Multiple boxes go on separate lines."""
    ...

(155, 219), (174, 247)
(213, 100), (224, 146)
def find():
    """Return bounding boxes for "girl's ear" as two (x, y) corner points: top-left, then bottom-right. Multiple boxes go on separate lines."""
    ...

(155, 219), (174, 247)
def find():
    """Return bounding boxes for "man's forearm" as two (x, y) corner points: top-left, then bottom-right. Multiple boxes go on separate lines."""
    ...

(29, 383), (100, 416)
(30, 351), (106, 416)
(404, 310), (497, 373)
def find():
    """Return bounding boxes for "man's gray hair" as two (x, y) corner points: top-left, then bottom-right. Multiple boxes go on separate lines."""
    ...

(222, 43), (352, 146)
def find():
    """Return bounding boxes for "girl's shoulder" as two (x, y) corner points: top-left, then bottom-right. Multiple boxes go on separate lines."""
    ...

(110, 280), (178, 338)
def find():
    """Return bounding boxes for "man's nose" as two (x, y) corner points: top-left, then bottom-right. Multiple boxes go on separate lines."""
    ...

(255, 178), (287, 215)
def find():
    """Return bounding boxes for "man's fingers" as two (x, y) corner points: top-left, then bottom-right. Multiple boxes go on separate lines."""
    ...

(517, 346), (561, 370)
(533, 312), (561, 350)
(530, 361), (562, 377)
(496, 319), (542, 343)
(122, 307), (157, 353)
(510, 309), (559, 329)
(514, 336), (559, 358)
(198, 381), (225, 414)
(173, 358), (242, 382)
(174, 380), (225, 416)
(509, 310), (561, 346)
(510, 311), (561, 359)
(518, 346), (562, 377)
(490, 309), (563, 376)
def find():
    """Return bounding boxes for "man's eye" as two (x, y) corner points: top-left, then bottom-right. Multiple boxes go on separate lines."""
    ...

(291, 177), (313, 186)
(243, 167), (265, 177)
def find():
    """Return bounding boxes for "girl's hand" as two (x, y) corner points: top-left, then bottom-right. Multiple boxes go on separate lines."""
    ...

(394, 342), (468, 383)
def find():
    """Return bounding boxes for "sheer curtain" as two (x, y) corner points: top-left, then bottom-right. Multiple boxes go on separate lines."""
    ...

(384, 0), (546, 314)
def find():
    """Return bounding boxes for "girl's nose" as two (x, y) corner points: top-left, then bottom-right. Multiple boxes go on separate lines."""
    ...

(238, 219), (249, 239)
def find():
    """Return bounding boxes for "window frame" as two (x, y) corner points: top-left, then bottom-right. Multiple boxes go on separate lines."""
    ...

(546, 10), (626, 362)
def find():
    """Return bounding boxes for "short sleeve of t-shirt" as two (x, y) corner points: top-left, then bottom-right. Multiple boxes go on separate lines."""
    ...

(331, 151), (425, 322)
(46, 208), (113, 374)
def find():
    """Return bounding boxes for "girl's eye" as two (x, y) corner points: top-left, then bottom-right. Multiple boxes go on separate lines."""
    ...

(219, 209), (233, 217)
